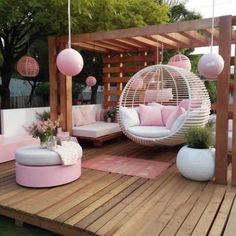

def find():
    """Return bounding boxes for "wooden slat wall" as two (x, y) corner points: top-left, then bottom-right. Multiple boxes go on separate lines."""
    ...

(102, 51), (157, 108)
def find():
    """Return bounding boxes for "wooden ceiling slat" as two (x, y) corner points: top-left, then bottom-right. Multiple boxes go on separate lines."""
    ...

(200, 28), (219, 43)
(89, 41), (125, 52)
(72, 42), (108, 53)
(162, 32), (191, 47)
(181, 31), (208, 44)
(148, 35), (178, 48)
(101, 40), (135, 50)
(132, 36), (158, 47)
(115, 39), (146, 49)
(105, 39), (138, 51)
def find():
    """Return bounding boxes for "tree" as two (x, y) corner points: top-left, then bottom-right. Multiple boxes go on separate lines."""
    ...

(0, 0), (94, 108)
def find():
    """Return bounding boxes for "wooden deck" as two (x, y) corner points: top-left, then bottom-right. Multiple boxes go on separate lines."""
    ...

(0, 139), (236, 236)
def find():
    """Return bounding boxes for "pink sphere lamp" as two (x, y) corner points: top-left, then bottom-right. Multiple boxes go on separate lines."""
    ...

(197, 0), (224, 79)
(56, 0), (84, 77)
(198, 52), (224, 79)
(86, 76), (97, 87)
(56, 48), (84, 76)
(17, 56), (39, 77)
(168, 53), (191, 71)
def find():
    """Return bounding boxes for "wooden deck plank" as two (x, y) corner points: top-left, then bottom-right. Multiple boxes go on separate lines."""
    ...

(87, 166), (176, 233)
(101, 172), (183, 236)
(223, 196), (236, 236)
(175, 183), (216, 236)
(209, 189), (236, 236)
(191, 185), (226, 236)
(159, 182), (206, 236)
(119, 178), (201, 236)
(0, 140), (236, 236)
(65, 176), (140, 225)
(38, 173), (124, 219)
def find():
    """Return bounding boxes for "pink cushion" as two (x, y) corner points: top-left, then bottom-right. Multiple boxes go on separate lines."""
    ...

(166, 106), (185, 129)
(73, 107), (96, 126)
(161, 106), (177, 125)
(96, 109), (105, 121)
(179, 99), (202, 110)
(139, 104), (163, 126)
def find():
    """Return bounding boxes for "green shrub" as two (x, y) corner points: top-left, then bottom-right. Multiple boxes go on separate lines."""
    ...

(35, 111), (50, 121)
(186, 126), (213, 149)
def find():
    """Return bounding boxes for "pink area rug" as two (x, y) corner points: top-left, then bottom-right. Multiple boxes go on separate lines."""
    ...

(82, 155), (171, 179)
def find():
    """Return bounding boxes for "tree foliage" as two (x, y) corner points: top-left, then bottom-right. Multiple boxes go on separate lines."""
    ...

(0, 0), (169, 108)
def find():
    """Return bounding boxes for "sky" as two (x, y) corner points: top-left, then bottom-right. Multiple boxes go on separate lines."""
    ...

(185, 0), (235, 54)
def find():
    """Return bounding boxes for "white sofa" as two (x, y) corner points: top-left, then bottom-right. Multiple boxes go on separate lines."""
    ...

(72, 104), (121, 146)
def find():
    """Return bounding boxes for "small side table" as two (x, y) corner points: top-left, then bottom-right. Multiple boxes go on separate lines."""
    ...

(15, 145), (82, 188)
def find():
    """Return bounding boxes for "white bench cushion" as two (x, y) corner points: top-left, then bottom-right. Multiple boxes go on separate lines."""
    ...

(128, 126), (171, 138)
(15, 145), (62, 166)
(72, 121), (121, 138)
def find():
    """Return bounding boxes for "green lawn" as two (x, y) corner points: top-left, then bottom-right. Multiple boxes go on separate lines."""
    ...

(0, 215), (57, 236)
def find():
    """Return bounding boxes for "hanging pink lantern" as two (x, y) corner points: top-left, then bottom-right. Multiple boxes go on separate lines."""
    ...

(197, 52), (224, 79)
(131, 77), (143, 90)
(56, 48), (84, 76)
(17, 56), (39, 77)
(168, 53), (191, 71)
(86, 76), (97, 87)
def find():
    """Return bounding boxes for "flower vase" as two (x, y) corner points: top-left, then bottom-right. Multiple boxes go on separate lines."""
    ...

(40, 137), (48, 149)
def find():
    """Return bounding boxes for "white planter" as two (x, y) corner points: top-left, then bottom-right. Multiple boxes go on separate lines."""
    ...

(176, 145), (215, 181)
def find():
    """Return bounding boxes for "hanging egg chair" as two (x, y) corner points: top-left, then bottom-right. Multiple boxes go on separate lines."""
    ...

(118, 64), (210, 146)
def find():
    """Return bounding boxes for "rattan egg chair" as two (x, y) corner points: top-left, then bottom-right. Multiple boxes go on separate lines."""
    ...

(117, 64), (211, 146)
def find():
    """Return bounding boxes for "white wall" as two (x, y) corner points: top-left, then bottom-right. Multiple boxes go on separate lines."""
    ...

(1, 104), (103, 137)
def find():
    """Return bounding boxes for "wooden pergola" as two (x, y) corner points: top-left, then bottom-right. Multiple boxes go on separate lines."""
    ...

(49, 15), (236, 185)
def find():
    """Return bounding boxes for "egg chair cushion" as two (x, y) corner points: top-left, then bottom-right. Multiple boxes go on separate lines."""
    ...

(170, 112), (187, 132)
(127, 126), (171, 138)
(166, 106), (185, 129)
(161, 106), (177, 125)
(139, 104), (163, 126)
(119, 107), (140, 129)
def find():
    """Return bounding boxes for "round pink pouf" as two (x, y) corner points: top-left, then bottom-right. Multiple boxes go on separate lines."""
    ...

(16, 161), (81, 188)
(15, 145), (82, 188)
(86, 76), (97, 87)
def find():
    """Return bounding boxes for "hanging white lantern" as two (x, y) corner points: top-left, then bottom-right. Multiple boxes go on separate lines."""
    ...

(198, 52), (224, 79)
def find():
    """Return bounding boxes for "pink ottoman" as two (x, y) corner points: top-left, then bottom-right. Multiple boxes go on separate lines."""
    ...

(15, 145), (82, 188)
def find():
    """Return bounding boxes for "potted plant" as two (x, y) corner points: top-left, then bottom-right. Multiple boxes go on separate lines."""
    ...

(176, 126), (215, 181)
(104, 107), (117, 122)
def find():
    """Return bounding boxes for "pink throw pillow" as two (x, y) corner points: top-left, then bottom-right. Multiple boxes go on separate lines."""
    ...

(139, 104), (163, 126)
(73, 107), (96, 126)
(161, 106), (177, 125)
(166, 106), (185, 129)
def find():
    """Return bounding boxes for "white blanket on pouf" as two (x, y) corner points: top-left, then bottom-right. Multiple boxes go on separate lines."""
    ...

(53, 141), (82, 165)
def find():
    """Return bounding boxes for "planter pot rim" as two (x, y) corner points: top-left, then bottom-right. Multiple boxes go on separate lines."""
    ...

(183, 145), (215, 151)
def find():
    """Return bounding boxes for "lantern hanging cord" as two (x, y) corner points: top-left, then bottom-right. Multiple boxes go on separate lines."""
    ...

(210, 0), (215, 52)
(68, 0), (71, 48)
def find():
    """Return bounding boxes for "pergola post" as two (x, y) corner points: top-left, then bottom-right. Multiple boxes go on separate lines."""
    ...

(232, 44), (236, 186)
(215, 15), (232, 184)
(48, 37), (58, 121)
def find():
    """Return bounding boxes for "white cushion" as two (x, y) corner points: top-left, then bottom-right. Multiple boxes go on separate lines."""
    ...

(171, 112), (187, 132)
(119, 107), (140, 129)
(72, 121), (121, 138)
(128, 126), (171, 138)
(15, 145), (62, 166)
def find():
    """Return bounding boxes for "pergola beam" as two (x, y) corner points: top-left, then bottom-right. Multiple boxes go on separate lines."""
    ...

(58, 16), (222, 45)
